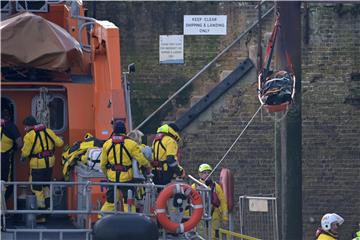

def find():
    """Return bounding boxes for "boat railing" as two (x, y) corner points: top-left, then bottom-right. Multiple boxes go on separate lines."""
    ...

(1, 178), (213, 240)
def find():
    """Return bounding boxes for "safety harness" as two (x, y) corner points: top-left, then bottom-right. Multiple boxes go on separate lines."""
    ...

(27, 124), (55, 169)
(107, 135), (132, 182)
(152, 132), (178, 169)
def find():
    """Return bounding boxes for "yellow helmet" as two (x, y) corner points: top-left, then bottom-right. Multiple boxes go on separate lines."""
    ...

(198, 163), (212, 173)
(157, 123), (181, 141)
(157, 124), (169, 133)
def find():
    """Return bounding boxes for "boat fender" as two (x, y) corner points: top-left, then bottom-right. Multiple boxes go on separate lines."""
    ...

(219, 168), (234, 211)
(93, 214), (158, 240)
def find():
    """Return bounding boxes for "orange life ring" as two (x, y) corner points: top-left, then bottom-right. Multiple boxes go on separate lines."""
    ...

(155, 183), (203, 233)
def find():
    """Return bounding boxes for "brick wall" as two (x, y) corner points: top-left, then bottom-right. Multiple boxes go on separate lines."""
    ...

(86, 2), (360, 239)
(302, 3), (360, 239)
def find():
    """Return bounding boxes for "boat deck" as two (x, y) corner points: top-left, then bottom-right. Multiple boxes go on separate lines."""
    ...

(1, 215), (88, 240)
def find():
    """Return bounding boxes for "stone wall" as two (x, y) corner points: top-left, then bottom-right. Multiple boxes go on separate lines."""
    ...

(86, 2), (360, 239)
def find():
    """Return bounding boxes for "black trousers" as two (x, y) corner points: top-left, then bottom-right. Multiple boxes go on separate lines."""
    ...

(106, 180), (135, 203)
(1, 152), (14, 200)
(153, 168), (175, 186)
(30, 168), (53, 191)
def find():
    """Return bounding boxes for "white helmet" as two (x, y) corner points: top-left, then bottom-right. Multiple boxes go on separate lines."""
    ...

(321, 213), (344, 231)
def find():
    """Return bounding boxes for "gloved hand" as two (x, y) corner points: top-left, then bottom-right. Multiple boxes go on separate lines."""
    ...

(173, 165), (183, 177)
(150, 161), (159, 168)
(205, 179), (213, 186)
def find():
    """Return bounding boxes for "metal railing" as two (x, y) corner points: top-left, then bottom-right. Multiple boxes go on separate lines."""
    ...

(1, 175), (213, 240)
(219, 228), (261, 240)
(239, 196), (278, 240)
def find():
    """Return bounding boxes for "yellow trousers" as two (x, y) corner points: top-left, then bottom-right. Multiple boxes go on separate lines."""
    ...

(98, 188), (136, 219)
(197, 208), (222, 240)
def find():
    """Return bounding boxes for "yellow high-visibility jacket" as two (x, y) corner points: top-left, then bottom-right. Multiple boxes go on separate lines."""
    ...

(317, 233), (337, 240)
(152, 125), (181, 172)
(21, 128), (64, 169)
(1, 120), (21, 153)
(1, 130), (15, 153)
(192, 181), (228, 221)
(152, 135), (178, 171)
(100, 135), (150, 183)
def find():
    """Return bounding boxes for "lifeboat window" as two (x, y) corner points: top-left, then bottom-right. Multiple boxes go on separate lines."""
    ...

(31, 94), (67, 133)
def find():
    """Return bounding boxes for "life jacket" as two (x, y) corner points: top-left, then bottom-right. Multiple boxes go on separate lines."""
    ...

(27, 124), (55, 169)
(151, 133), (177, 168)
(315, 227), (338, 240)
(206, 180), (221, 208)
(62, 141), (81, 181)
(193, 180), (220, 210)
(106, 135), (132, 182)
(62, 136), (105, 181)
(0, 118), (13, 153)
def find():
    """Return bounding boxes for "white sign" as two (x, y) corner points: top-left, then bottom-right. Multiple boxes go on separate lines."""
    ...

(249, 199), (269, 212)
(184, 15), (227, 35)
(159, 35), (184, 64)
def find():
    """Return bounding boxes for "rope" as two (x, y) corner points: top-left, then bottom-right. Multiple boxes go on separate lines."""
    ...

(205, 104), (264, 180)
(134, 5), (275, 131)
(35, 87), (50, 127)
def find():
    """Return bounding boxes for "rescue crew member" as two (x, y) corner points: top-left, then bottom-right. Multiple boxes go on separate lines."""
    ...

(1, 107), (23, 200)
(99, 121), (151, 217)
(21, 116), (63, 223)
(194, 164), (228, 240)
(315, 213), (344, 240)
(353, 229), (360, 240)
(151, 123), (184, 186)
(127, 129), (152, 210)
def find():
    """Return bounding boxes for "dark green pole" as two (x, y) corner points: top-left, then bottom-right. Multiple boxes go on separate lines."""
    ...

(275, 2), (302, 240)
